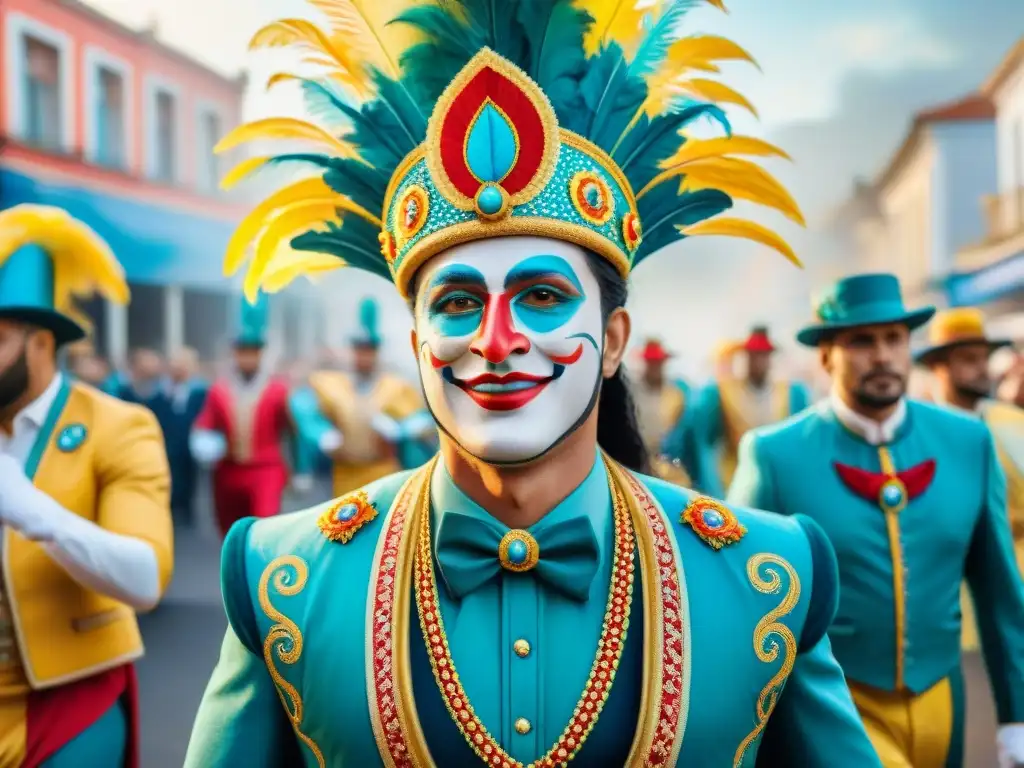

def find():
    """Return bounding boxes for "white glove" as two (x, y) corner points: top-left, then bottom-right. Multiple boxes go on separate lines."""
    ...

(291, 474), (314, 493)
(190, 429), (227, 465)
(0, 454), (160, 610)
(318, 428), (343, 453)
(371, 413), (402, 443)
(998, 724), (1024, 768)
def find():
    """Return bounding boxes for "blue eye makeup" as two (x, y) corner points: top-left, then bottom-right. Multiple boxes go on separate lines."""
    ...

(506, 255), (586, 333)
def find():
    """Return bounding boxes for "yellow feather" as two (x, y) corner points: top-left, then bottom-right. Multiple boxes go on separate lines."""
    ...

(677, 78), (758, 117)
(658, 136), (789, 168)
(243, 201), (344, 302)
(220, 156), (270, 190)
(249, 18), (373, 95)
(639, 156), (804, 225)
(0, 205), (130, 314)
(260, 249), (345, 294)
(678, 217), (801, 267)
(214, 117), (362, 160)
(665, 35), (759, 72)
(306, 0), (423, 80)
(577, 0), (650, 57)
(224, 177), (338, 275)
(704, 0), (727, 11)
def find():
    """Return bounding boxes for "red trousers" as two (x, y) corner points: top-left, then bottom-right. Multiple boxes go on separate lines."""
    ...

(212, 462), (288, 536)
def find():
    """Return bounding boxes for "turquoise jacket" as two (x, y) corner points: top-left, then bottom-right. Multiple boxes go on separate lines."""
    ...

(689, 379), (811, 498)
(185, 451), (878, 767)
(728, 400), (1024, 724)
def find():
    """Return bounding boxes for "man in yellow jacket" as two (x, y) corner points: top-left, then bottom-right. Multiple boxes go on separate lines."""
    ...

(0, 205), (173, 767)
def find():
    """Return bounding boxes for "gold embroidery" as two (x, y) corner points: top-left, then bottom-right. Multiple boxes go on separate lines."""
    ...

(878, 446), (907, 689)
(733, 554), (800, 767)
(258, 555), (325, 768)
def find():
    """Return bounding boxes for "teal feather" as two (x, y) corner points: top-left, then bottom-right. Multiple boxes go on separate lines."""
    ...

(291, 219), (393, 281)
(580, 45), (647, 152)
(616, 103), (731, 192)
(517, 0), (592, 120)
(395, 5), (481, 104)
(635, 188), (732, 262)
(628, 0), (701, 78)
(300, 79), (409, 167)
(322, 157), (389, 215)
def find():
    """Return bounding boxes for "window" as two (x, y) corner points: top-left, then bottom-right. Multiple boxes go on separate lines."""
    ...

(96, 65), (125, 168)
(154, 90), (177, 182)
(197, 108), (222, 193)
(24, 36), (62, 149)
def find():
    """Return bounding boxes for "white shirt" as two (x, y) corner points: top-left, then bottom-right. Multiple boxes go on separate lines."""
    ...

(829, 390), (907, 446)
(0, 372), (63, 465)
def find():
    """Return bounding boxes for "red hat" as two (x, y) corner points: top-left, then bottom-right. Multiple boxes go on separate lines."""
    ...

(640, 339), (672, 362)
(742, 326), (776, 354)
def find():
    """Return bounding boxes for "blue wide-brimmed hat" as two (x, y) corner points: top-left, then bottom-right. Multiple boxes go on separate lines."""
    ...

(796, 273), (936, 347)
(0, 205), (129, 347)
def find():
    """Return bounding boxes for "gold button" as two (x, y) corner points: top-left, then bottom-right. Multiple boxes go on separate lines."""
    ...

(513, 639), (530, 658)
(515, 717), (531, 735)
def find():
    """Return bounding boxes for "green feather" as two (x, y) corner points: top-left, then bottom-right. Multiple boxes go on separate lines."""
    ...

(635, 187), (732, 262)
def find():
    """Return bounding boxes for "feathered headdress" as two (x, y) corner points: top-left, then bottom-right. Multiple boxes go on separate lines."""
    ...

(221, 0), (804, 302)
(352, 296), (382, 347)
(0, 204), (129, 344)
(236, 291), (270, 348)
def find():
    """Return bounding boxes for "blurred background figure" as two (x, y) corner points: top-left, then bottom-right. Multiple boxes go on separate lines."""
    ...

(119, 347), (168, 410)
(687, 326), (811, 497)
(190, 294), (294, 536)
(163, 347), (207, 527)
(631, 339), (693, 486)
(291, 297), (435, 497)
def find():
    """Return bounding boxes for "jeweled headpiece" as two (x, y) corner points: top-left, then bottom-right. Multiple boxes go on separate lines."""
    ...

(221, 0), (804, 301)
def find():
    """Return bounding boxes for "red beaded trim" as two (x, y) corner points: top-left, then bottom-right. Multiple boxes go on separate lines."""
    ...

(414, 462), (635, 767)
(621, 471), (686, 766)
(369, 483), (416, 767)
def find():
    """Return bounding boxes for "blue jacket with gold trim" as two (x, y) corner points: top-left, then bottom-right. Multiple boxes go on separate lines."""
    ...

(185, 456), (879, 767)
(728, 400), (1024, 724)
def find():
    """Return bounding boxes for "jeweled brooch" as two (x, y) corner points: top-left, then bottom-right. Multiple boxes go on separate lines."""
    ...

(681, 497), (747, 550)
(318, 491), (378, 544)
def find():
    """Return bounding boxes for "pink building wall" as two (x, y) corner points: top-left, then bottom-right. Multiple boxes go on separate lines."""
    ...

(0, 0), (244, 191)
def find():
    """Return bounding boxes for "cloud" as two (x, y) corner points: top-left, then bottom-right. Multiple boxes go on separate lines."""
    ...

(817, 17), (960, 73)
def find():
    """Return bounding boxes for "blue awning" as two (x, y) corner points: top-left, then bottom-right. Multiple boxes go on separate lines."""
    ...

(0, 167), (241, 289)
(946, 249), (1024, 306)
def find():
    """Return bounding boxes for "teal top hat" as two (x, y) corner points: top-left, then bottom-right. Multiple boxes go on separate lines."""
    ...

(350, 297), (381, 349)
(796, 273), (936, 347)
(0, 205), (129, 347)
(235, 291), (269, 349)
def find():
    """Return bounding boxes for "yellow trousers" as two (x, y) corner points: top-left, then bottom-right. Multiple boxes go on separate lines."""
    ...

(848, 678), (957, 768)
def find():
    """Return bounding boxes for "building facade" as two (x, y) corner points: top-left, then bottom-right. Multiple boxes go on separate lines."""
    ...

(948, 39), (1024, 340)
(0, 0), (324, 365)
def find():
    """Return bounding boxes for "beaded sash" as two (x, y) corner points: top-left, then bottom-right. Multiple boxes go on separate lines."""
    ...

(364, 455), (690, 767)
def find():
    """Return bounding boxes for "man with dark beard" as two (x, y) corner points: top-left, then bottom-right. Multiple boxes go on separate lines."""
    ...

(0, 205), (173, 766)
(729, 274), (1024, 768)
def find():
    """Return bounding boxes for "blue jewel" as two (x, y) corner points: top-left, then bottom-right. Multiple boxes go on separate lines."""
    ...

(506, 539), (528, 565)
(702, 509), (725, 529)
(584, 183), (603, 209)
(882, 484), (903, 507)
(337, 503), (359, 522)
(477, 184), (504, 216)
(56, 424), (87, 452)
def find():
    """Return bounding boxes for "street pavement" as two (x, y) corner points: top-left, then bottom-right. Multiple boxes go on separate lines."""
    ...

(136, 485), (1000, 767)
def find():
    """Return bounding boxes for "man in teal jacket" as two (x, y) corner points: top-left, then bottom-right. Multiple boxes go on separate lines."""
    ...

(184, 3), (880, 765)
(729, 272), (1024, 767)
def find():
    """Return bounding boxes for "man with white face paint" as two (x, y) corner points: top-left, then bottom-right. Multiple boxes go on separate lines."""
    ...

(187, 3), (879, 766)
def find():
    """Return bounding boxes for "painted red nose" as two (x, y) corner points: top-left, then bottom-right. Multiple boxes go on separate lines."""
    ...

(469, 294), (531, 364)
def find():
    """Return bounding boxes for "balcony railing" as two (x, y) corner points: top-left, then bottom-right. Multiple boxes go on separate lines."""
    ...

(983, 187), (1024, 242)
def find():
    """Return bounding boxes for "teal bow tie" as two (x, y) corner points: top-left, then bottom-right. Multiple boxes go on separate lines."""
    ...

(435, 509), (601, 602)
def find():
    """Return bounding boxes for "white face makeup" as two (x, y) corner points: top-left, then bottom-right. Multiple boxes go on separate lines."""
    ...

(413, 236), (604, 463)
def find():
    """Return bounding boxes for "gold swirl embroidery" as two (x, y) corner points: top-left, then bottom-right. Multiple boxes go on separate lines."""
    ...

(732, 553), (800, 767)
(258, 555), (325, 768)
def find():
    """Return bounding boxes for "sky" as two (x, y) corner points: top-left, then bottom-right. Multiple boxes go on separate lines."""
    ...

(83, 0), (1024, 375)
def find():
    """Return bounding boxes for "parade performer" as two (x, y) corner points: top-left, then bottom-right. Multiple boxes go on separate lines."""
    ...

(689, 325), (810, 497)
(0, 205), (173, 767)
(162, 348), (208, 527)
(729, 274), (1024, 768)
(185, 1), (879, 765)
(190, 294), (293, 535)
(916, 308), (1024, 654)
(289, 297), (435, 496)
(632, 339), (693, 486)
